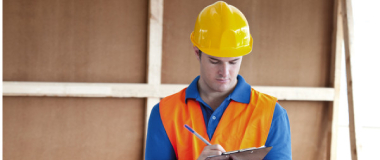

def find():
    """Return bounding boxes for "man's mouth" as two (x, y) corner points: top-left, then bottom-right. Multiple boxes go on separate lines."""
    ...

(216, 79), (229, 83)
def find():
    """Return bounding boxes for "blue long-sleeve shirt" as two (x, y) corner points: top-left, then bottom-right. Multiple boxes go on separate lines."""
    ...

(145, 75), (292, 159)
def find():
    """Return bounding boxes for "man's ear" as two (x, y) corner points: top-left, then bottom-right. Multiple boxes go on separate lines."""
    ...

(193, 46), (200, 61)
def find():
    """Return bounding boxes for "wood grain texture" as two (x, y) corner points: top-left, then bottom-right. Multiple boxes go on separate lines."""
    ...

(144, 0), (164, 156)
(3, 97), (145, 160)
(341, 0), (361, 159)
(146, 0), (163, 85)
(3, 81), (335, 101)
(327, 0), (344, 159)
(3, 0), (148, 83)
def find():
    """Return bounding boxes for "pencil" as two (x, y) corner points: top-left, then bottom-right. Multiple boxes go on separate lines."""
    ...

(184, 124), (212, 146)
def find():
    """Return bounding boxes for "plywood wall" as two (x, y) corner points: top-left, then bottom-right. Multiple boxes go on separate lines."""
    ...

(3, 97), (145, 160)
(3, 0), (148, 83)
(3, 0), (335, 159)
(282, 101), (332, 160)
(3, 0), (148, 159)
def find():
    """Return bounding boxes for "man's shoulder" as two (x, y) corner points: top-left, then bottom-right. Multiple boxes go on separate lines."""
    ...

(273, 102), (288, 121)
(251, 88), (277, 101)
(159, 87), (188, 112)
(250, 88), (278, 113)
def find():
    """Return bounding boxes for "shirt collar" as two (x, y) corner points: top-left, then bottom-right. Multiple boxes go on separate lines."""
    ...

(185, 75), (251, 104)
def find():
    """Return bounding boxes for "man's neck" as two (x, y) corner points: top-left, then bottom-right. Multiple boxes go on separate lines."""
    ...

(197, 78), (237, 110)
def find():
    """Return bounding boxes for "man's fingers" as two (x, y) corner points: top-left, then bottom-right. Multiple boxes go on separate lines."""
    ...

(207, 144), (226, 152)
(215, 145), (226, 152)
(197, 144), (226, 160)
(205, 150), (222, 156)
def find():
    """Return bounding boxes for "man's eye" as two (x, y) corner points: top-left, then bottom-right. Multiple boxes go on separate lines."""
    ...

(229, 60), (239, 64)
(210, 61), (218, 64)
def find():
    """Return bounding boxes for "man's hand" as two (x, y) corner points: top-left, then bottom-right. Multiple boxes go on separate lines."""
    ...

(197, 144), (226, 160)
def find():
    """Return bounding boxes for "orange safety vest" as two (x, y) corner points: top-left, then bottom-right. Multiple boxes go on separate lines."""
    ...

(160, 88), (277, 160)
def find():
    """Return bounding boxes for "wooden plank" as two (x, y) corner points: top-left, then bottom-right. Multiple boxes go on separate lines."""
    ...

(328, 0), (344, 159)
(3, 81), (335, 101)
(3, 82), (156, 98)
(146, 0), (163, 85)
(341, 0), (361, 159)
(144, 0), (164, 158)
(145, 98), (160, 129)
(254, 86), (335, 101)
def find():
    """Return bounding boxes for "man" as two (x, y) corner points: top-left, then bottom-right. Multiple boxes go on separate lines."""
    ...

(145, 1), (291, 160)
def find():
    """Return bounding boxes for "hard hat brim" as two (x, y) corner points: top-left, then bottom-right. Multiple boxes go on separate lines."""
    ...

(190, 32), (253, 58)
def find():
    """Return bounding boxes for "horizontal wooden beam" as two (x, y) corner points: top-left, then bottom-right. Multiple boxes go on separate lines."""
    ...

(254, 86), (334, 101)
(3, 81), (334, 101)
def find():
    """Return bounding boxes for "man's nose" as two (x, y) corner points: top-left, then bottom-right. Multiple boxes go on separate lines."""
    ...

(219, 63), (229, 77)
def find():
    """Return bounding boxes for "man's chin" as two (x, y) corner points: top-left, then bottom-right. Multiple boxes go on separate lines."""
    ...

(213, 85), (231, 93)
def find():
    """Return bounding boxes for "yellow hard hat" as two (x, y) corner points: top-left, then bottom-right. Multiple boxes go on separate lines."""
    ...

(190, 1), (253, 57)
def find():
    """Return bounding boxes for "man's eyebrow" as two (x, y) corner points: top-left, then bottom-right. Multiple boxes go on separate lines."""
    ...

(209, 57), (220, 61)
(208, 57), (241, 62)
(230, 58), (240, 62)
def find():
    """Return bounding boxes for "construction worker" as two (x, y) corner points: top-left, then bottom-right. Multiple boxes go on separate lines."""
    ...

(145, 1), (291, 160)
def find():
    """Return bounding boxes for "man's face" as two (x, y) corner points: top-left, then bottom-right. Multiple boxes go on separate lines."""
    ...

(195, 47), (242, 93)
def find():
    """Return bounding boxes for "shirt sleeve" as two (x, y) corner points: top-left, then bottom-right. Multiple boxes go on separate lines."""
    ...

(145, 103), (177, 160)
(263, 102), (292, 160)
